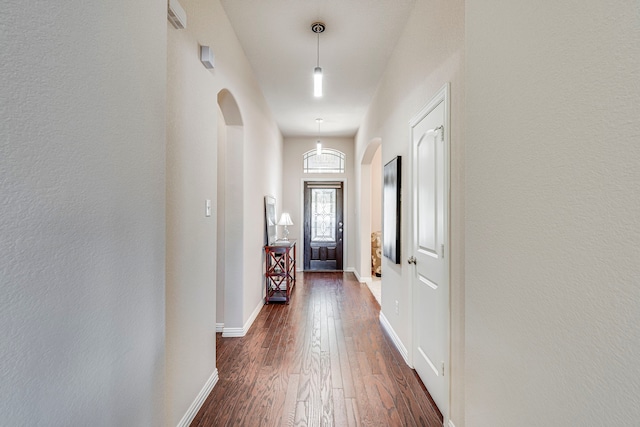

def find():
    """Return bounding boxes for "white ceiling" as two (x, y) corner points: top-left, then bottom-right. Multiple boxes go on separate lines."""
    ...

(220, 0), (416, 138)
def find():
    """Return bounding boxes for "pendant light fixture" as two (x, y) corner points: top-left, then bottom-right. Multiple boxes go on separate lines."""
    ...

(311, 22), (325, 97)
(316, 118), (323, 155)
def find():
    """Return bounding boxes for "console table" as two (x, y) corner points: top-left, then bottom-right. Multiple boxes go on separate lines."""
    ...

(264, 240), (296, 304)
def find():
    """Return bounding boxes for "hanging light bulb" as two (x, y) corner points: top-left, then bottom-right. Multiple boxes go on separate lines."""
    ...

(311, 22), (325, 97)
(316, 118), (323, 155)
(314, 66), (323, 97)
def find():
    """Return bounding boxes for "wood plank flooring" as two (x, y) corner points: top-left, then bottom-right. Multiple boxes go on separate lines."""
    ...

(191, 272), (442, 427)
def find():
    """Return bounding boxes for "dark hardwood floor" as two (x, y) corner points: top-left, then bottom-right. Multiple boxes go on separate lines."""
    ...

(191, 272), (442, 427)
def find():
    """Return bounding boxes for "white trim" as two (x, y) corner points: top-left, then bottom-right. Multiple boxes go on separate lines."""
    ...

(222, 299), (263, 337)
(350, 267), (371, 284)
(359, 137), (383, 295)
(448, 420), (456, 427)
(246, 299), (263, 331)
(215, 322), (224, 333)
(302, 148), (346, 174)
(409, 82), (451, 424)
(176, 368), (219, 427)
(379, 311), (411, 367)
(221, 327), (244, 337)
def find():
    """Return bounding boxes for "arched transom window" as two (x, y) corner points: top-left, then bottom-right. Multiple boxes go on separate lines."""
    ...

(303, 149), (345, 173)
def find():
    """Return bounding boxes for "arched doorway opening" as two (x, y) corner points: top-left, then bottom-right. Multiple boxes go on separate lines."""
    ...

(359, 138), (382, 301)
(216, 89), (244, 334)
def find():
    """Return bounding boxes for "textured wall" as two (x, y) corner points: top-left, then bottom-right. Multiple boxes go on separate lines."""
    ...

(465, 1), (640, 425)
(370, 146), (382, 233)
(354, 0), (465, 423)
(0, 0), (166, 425)
(165, 0), (283, 424)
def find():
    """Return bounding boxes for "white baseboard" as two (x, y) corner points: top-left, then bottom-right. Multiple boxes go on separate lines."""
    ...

(176, 368), (219, 427)
(379, 311), (411, 367)
(215, 322), (224, 333)
(221, 327), (244, 337)
(222, 299), (263, 337)
(243, 299), (263, 333)
(448, 420), (456, 427)
(349, 268), (372, 284)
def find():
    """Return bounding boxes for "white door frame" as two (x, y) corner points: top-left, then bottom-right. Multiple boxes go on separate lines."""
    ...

(358, 138), (382, 283)
(299, 177), (348, 272)
(408, 82), (451, 425)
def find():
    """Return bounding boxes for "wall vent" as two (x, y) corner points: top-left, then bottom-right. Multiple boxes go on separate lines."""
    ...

(200, 46), (215, 69)
(168, 0), (187, 29)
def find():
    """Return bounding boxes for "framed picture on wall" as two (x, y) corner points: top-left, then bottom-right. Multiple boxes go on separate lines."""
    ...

(264, 195), (277, 245)
(383, 156), (401, 264)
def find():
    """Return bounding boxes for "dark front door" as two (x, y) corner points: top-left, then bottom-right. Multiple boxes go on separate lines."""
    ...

(304, 182), (344, 271)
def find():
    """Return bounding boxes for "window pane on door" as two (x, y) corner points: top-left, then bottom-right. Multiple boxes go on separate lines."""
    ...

(311, 189), (336, 242)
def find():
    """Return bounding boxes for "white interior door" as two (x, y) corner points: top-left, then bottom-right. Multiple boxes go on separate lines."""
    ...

(410, 84), (449, 421)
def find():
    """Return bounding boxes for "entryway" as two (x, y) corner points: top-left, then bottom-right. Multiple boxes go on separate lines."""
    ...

(303, 181), (344, 271)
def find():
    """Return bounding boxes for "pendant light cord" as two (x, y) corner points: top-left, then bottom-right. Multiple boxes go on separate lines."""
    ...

(312, 22), (325, 68)
(316, 31), (320, 68)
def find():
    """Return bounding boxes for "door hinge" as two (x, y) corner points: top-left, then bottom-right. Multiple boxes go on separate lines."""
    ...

(441, 244), (445, 259)
(435, 125), (444, 142)
(441, 362), (445, 377)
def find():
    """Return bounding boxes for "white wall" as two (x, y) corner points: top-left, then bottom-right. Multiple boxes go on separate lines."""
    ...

(0, 1), (166, 425)
(354, 0), (465, 424)
(166, 0), (283, 424)
(465, 1), (640, 425)
(241, 108), (283, 330)
(216, 109), (227, 327)
(370, 146), (382, 232)
(282, 137), (356, 270)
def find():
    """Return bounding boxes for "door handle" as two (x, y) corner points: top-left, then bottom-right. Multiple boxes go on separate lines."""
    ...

(407, 256), (417, 265)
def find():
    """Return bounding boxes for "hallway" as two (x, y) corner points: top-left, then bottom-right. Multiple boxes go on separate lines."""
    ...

(192, 272), (442, 426)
